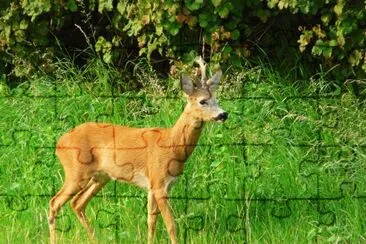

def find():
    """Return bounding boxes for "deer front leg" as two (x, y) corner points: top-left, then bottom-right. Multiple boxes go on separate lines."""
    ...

(147, 191), (159, 244)
(153, 188), (177, 244)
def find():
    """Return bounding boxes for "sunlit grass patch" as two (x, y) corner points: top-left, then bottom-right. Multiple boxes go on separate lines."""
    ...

(1, 58), (365, 243)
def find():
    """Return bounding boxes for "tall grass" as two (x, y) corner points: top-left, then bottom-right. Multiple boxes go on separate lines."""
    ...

(0, 58), (365, 243)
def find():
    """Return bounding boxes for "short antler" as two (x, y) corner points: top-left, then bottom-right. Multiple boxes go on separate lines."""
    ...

(195, 56), (207, 87)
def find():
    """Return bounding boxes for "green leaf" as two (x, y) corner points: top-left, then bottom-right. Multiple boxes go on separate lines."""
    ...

(117, 1), (127, 14)
(156, 25), (163, 36)
(334, 2), (343, 16)
(139, 47), (147, 56)
(337, 34), (345, 47)
(22, 1), (52, 21)
(348, 50), (362, 66)
(170, 26), (180, 36)
(231, 30), (240, 40)
(67, 0), (78, 12)
(210, 159), (222, 168)
(256, 9), (270, 22)
(352, 30), (364, 43)
(328, 40), (338, 47)
(211, 0), (222, 7)
(198, 12), (209, 20)
(267, 0), (278, 9)
(95, 36), (106, 52)
(225, 20), (237, 30)
(321, 14), (331, 25)
(199, 20), (208, 28)
(311, 44), (323, 56)
(314, 39), (325, 46)
(14, 30), (25, 42)
(218, 6), (229, 18)
(186, 1), (202, 11)
(19, 20), (28, 30)
(341, 19), (354, 35)
(231, 54), (242, 67)
(323, 47), (332, 58)
(112, 36), (121, 47)
(147, 39), (158, 57)
(198, 13), (210, 27)
(98, 0), (113, 13)
(223, 45), (233, 55)
(103, 52), (112, 63)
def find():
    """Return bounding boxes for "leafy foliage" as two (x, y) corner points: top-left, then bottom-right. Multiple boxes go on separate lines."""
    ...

(271, 0), (366, 78)
(0, 0), (365, 79)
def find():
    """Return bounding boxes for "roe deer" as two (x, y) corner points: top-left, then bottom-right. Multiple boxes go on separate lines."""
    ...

(48, 57), (228, 244)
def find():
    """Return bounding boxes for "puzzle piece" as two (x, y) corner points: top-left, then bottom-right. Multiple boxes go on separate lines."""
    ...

(57, 97), (114, 129)
(355, 147), (366, 197)
(319, 98), (342, 145)
(0, 96), (57, 147)
(316, 201), (337, 226)
(186, 215), (204, 231)
(95, 197), (159, 242)
(317, 146), (355, 198)
(0, 146), (58, 195)
(79, 80), (114, 98)
(5, 196), (28, 212)
(285, 98), (319, 145)
(182, 145), (212, 199)
(114, 97), (160, 125)
(11, 129), (33, 146)
(0, 128), (32, 148)
(319, 210), (336, 226)
(206, 145), (245, 200)
(225, 214), (245, 233)
(0, 131), (31, 195)
(96, 209), (119, 230)
(184, 199), (245, 243)
(54, 212), (72, 233)
(339, 181), (357, 197)
(271, 200), (292, 219)
(55, 80), (83, 97)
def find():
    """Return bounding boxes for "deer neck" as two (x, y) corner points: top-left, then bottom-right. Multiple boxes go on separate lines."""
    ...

(170, 107), (204, 157)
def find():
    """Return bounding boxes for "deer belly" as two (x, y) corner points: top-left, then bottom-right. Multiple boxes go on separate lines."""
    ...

(131, 173), (150, 189)
(107, 164), (149, 189)
(106, 163), (135, 182)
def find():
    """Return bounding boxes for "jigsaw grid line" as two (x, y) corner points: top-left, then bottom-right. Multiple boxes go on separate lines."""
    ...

(1, 71), (366, 242)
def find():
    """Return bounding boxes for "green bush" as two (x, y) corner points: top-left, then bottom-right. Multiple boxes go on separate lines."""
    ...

(0, 0), (365, 79)
(271, 0), (366, 78)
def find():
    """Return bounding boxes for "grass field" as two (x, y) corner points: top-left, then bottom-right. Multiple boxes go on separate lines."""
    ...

(0, 59), (366, 243)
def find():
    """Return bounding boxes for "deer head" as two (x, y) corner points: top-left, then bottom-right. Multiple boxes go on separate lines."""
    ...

(180, 57), (228, 122)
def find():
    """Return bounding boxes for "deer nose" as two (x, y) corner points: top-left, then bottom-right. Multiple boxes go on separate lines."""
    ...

(215, 112), (228, 121)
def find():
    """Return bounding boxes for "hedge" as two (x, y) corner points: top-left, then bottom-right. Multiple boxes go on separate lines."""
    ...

(0, 0), (365, 79)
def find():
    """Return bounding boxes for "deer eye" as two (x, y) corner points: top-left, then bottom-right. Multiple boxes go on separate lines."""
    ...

(199, 100), (208, 105)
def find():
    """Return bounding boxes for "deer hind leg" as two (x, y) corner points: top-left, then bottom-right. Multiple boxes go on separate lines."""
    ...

(71, 175), (108, 239)
(147, 191), (160, 244)
(49, 179), (81, 244)
(153, 188), (177, 244)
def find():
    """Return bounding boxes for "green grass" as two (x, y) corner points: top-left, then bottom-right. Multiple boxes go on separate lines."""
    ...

(0, 59), (366, 243)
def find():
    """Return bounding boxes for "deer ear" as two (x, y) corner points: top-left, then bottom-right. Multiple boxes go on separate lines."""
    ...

(180, 74), (194, 95)
(207, 70), (222, 91)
